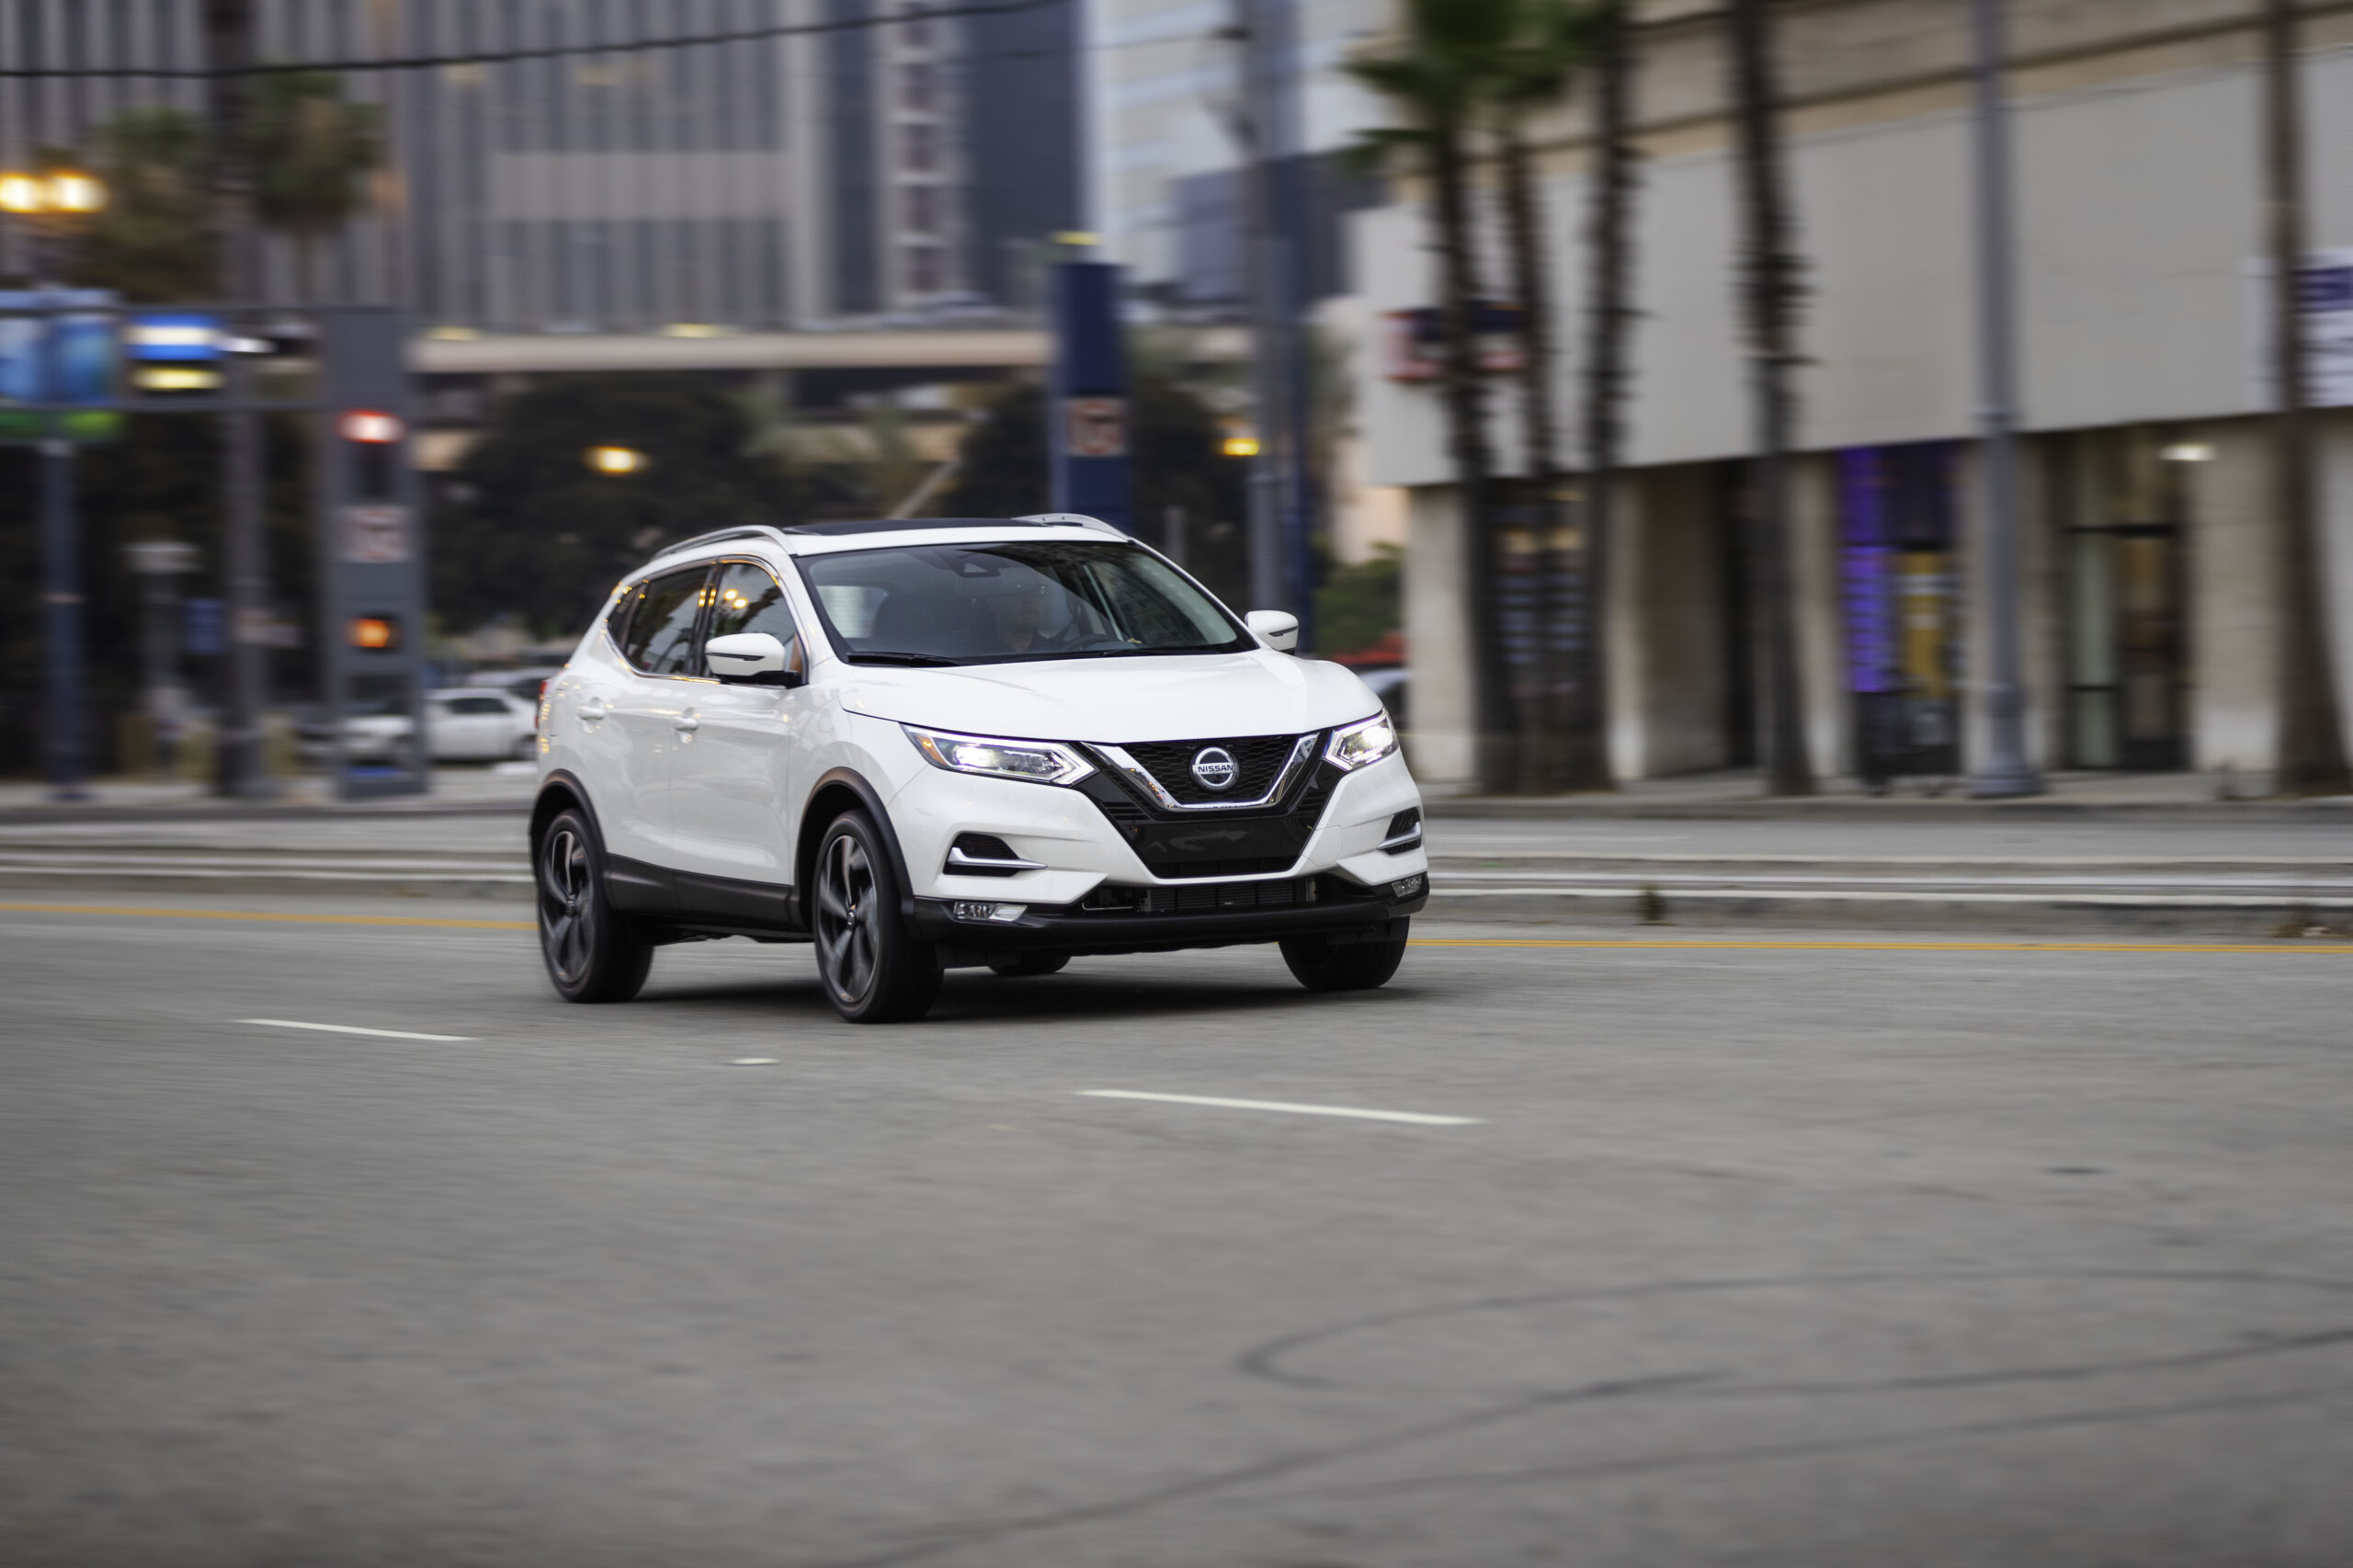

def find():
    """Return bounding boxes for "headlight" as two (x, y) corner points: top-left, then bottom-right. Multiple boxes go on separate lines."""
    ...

(904, 725), (1097, 787)
(1325, 713), (1399, 771)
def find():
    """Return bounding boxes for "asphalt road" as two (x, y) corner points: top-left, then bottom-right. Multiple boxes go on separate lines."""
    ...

(5, 896), (2351, 1567)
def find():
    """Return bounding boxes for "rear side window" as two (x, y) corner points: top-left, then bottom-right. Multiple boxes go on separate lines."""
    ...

(613, 566), (710, 676)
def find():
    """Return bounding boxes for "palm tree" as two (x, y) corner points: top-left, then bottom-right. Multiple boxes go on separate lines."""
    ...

(2262, 0), (2350, 793)
(1488, 0), (1596, 791)
(1349, 0), (1523, 794)
(1725, 0), (1813, 795)
(1568, 0), (1638, 793)
(249, 70), (382, 303)
(66, 108), (218, 301)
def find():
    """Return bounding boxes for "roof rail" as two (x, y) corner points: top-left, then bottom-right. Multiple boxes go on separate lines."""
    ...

(1014, 512), (1124, 535)
(648, 525), (797, 561)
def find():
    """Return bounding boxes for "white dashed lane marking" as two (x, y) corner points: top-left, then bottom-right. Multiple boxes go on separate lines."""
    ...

(239, 1018), (473, 1042)
(1074, 1090), (1481, 1127)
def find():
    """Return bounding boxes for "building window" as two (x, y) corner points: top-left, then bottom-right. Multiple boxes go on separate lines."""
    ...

(2052, 428), (2191, 770)
(1837, 442), (1964, 787)
(903, 121), (939, 173)
(906, 245), (944, 294)
(901, 5), (936, 51)
(904, 184), (941, 234)
(901, 62), (938, 113)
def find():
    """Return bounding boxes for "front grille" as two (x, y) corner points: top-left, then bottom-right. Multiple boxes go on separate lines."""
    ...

(1079, 878), (1315, 915)
(1119, 733), (1305, 804)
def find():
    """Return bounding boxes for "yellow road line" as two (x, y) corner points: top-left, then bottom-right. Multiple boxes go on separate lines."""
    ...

(0, 902), (533, 931)
(2, 903), (2346, 955)
(1411, 937), (2353, 955)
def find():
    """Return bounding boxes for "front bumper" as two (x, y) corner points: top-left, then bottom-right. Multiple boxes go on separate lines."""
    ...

(908, 870), (1427, 957)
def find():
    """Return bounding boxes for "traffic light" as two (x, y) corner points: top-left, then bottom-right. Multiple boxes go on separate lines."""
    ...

(348, 615), (401, 653)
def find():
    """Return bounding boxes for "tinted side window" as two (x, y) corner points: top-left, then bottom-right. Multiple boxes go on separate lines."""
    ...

(615, 567), (710, 676)
(709, 562), (804, 665)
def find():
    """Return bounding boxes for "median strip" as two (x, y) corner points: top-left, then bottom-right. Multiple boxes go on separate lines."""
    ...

(1076, 1090), (1480, 1126)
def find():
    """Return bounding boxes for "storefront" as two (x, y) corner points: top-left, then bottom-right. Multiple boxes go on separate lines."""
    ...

(2048, 428), (2192, 770)
(1837, 443), (1963, 786)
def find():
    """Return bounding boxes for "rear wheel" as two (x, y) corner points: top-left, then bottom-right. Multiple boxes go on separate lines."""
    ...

(986, 951), (1069, 978)
(813, 810), (941, 1023)
(536, 808), (654, 1003)
(1279, 923), (1409, 993)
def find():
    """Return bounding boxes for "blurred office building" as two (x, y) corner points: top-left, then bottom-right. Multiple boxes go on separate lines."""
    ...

(1356, 0), (2353, 793)
(0, 0), (1085, 328)
(1087, 0), (1386, 312)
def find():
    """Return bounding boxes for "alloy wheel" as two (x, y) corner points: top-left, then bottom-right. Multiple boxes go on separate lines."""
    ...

(540, 824), (595, 983)
(816, 830), (880, 1005)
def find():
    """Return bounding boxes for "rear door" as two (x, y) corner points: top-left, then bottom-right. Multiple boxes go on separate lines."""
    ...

(599, 564), (713, 866)
(667, 559), (807, 902)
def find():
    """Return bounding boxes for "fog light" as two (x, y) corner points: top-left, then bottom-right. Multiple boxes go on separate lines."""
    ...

(1391, 873), (1426, 899)
(951, 901), (1028, 924)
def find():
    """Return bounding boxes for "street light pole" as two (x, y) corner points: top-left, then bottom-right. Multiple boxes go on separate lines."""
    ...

(1238, 0), (1293, 618)
(1966, 0), (2043, 798)
(4, 179), (99, 801)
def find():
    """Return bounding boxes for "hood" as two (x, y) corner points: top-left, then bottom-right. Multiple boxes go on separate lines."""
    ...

(832, 650), (1381, 743)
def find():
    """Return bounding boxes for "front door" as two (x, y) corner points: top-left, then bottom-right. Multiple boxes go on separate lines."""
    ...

(668, 561), (807, 901)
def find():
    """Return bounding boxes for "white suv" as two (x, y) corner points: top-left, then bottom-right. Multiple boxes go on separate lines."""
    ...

(530, 516), (1428, 1022)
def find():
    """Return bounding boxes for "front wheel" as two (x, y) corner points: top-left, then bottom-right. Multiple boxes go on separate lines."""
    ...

(1279, 923), (1409, 993)
(813, 810), (941, 1023)
(537, 808), (654, 1003)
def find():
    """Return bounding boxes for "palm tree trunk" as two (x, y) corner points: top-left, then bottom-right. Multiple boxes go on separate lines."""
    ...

(1497, 117), (1563, 791)
(2264, 0), (2350, 794)
(1726, 0), (1813, 796)
(1431, 112), (1517, 794)
(1568, 0), (1637, 794)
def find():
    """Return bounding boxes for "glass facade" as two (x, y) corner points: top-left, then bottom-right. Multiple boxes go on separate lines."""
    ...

(2051, 428), (2190, 770)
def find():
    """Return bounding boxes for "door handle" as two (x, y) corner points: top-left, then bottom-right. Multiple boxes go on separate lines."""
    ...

(577, 702), (609, 722)
(674, 714), (700, 733)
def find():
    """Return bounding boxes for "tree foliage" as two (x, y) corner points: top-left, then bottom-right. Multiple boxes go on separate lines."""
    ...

(64, 108), (217, 301)
(432, 375), (796, 642)
(940, 369), (1252, 608)
(250, 71), (384, 301)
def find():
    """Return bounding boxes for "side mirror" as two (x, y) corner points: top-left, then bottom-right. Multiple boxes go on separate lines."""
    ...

(706, 631), (804, 687)
(1245, 609), (1300, 653)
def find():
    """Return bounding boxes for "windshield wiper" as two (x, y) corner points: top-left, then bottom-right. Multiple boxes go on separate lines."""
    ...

(846, 651), (960, 666)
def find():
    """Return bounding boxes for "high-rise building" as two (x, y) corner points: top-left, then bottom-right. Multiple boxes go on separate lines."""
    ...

(0, 0), (1084, 327)
(1084, 0), (1385, 309)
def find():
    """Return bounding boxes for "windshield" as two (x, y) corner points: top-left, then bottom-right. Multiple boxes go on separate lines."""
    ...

(799, 540), (1250, 665)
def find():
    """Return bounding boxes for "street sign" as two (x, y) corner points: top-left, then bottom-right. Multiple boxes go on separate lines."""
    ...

(1063, 396), (1128, 458)
(0, 290), (120, 441)
(342, 504), (411, 563)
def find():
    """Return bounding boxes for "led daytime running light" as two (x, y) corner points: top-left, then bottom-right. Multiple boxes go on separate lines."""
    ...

(1325, 714), (1400, 772)
(905, 725), (1095, 787)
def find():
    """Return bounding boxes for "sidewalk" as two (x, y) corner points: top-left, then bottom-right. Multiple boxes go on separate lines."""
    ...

(1424, 768), (2353, 822)
(0, 764), (539, 824)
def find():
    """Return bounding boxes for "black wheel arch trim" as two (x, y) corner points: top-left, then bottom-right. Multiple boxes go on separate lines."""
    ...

(798, 767), (919, 927)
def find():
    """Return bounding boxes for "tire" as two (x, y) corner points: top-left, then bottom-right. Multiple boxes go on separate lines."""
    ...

(813, 809), (941, 1023)
(986, 951), (1069, 978)
(536, 808), (654, 1003)
(1279, 922), (1410, 993)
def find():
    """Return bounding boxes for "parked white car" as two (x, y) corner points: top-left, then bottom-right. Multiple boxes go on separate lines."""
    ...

(532, 515), (1428, 1022)
(343, 689), (540, 764)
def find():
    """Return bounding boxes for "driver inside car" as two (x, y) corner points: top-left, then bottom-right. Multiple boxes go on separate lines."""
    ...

(976, 570), (1067, 655)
